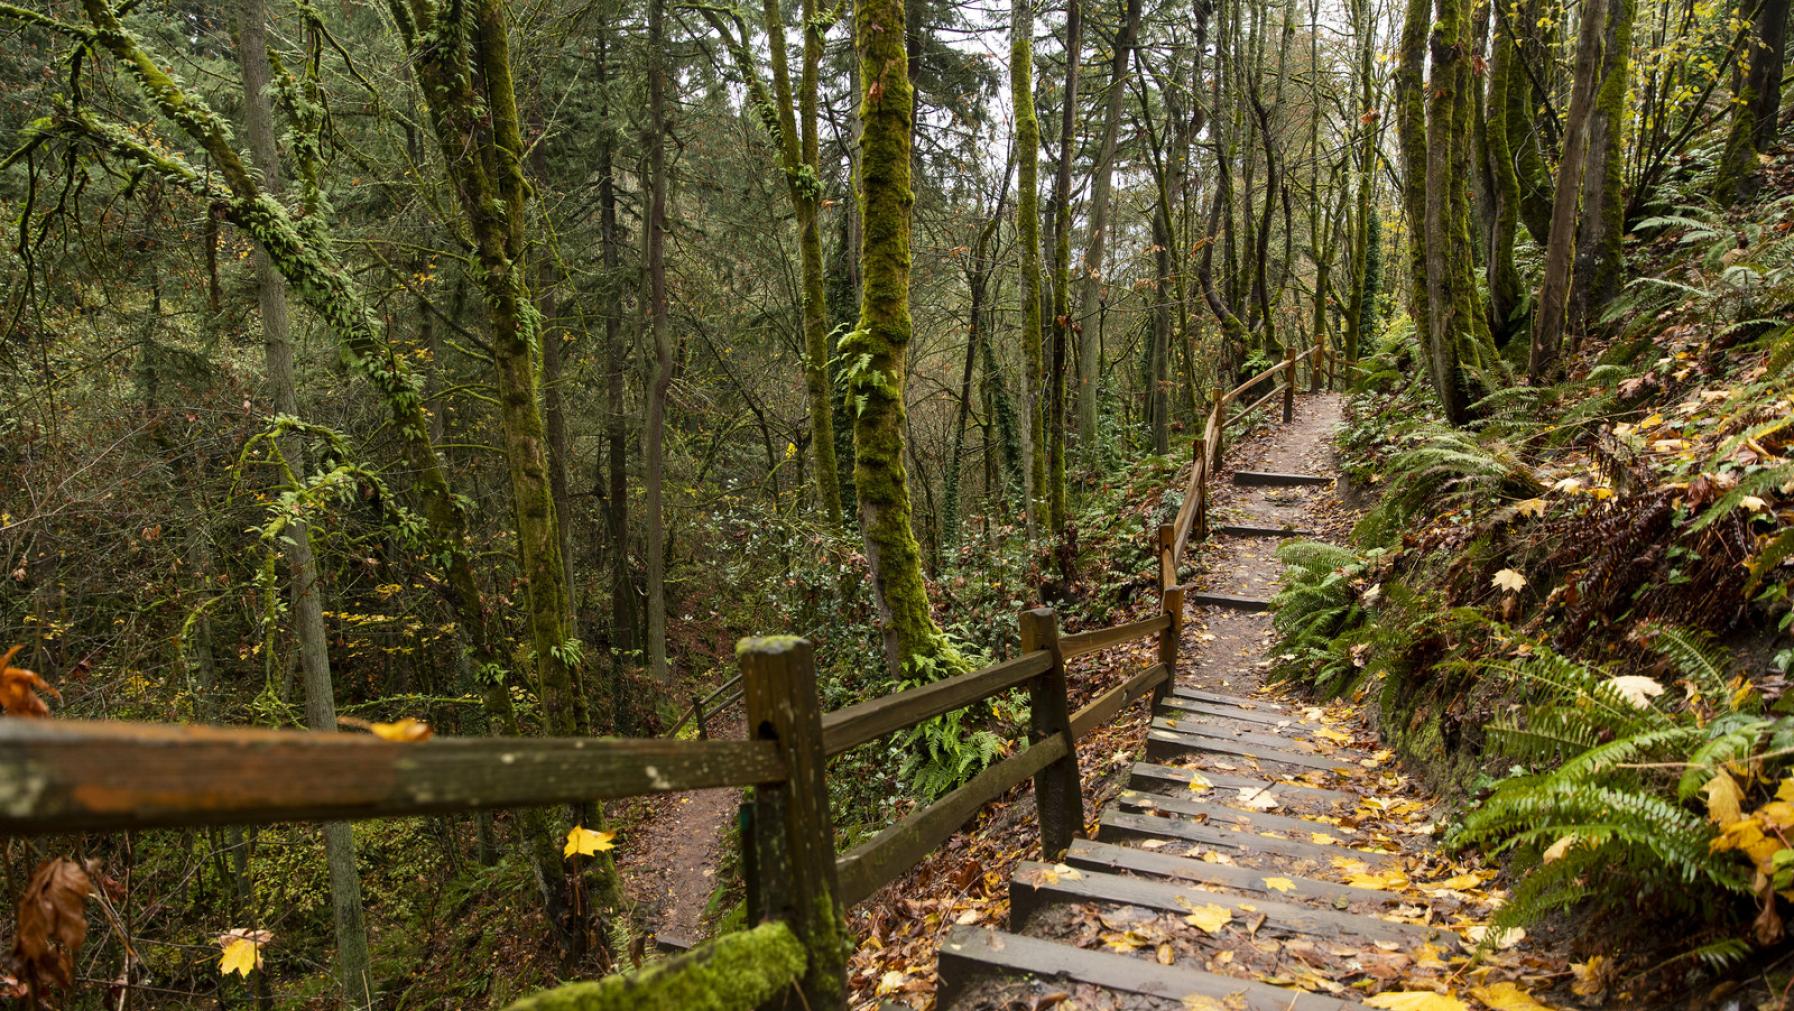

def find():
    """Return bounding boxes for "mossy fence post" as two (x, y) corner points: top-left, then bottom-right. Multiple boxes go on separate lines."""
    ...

(1210, 386), (1226, 469)
(739, 637), (847, 1009)
(1017, 607), (1083, 858)
(1310, 343), (1323, 393)
(1156, 579), (1184, 709)
(1156, 522), (1176, 592)
(1191, 438), (1208, 544)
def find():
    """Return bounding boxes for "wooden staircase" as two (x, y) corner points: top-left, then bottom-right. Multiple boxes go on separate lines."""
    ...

(935, 685), (1448, 1009)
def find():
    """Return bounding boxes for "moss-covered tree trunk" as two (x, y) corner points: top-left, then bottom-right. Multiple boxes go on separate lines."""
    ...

(1424, 0), (1483, 423)
(1484, 6), (1526, 345)
(1570, 0), (1637, 332)
(1048, 0), (1083, 533)
(1012, 0), (1047, 532)
(643, 0), (675, 689)
(844, 0), (959, 674)
(1344, 0), (1378, 364)
(1393, 0), (1432, 356)
(1715, 0), (1787, 204)
(1530, 0), (1609, 380)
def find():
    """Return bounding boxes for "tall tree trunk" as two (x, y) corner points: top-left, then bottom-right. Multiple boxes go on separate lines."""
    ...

(1344, 0), (1379, 363)
(1716, 0), (1788, 203)
(1074, 0), (1143, 447)
(1394, 0), (1433, 348)
(1485, 5), (1526, 345)
(1571, 0), (1637, 332)
(1048, 0), (1083, 533)
(234, 4), (371, 1002)
(1012, 0), (1047, 534)
(1424, 0), (1483, 422)
(595, 33), (636, 699)
(846, 0), (961, 674)
(643, 0), (674, 686)
(1530, 0), (1609, 380)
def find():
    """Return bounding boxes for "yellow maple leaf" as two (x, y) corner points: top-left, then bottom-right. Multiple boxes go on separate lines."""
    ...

(1181, 902), (1233, 934)
(1491, 569), (1526, 593)
(1310, 832), (1337, 845)
(370, 717), (432, 742)
(1542, 834), (1579, 863)
(1571, 955), (1612, 996)
(1364, 991), (1468, 1010)
(1514, 497), (1547, 518)
(1263, 876), (1296, 893)
(563, 825), (617, 858)
(217, 933), (269, 977)
(1426, 873), (1483, 891)
(1102, 930), (1149, 953)
(1470, 980), (1558, 1010)
(1186, 772), (1214, 793)
(1316, 727), (1353, 744)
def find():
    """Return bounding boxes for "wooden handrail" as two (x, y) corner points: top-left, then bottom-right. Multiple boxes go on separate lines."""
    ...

(820, 650), (1051, 756)
(1226, 379), (1286, 429)
(1060, 613), (1171, 660)
(1069, 663), (1171, 739)
(0, 719), (783, 835)
(664, 671), (745, 739)
(834, 733), (1069, 907)
(1220, 354), (1295, 406)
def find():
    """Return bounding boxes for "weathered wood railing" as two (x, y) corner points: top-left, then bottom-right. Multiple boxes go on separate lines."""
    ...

(1169, 341), (1330, 571)
(0, 544), (1191, 1011)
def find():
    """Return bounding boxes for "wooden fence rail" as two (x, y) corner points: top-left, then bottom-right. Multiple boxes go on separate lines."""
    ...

(0, 362), (1331, 1009)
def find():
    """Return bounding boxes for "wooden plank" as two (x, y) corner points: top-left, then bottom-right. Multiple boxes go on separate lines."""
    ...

(0, 719), (783, 835)
(1115, 790), (1355, 838)
(1187, 592), (1273, 612)
(1068, 664), (1169, 740)
(1097, 809), (1398, 868)
(1063, 839), (1403, 907)
(1214, 523), (1312, 538)
(1158, 696), (1296, 726)
(1172, 688), (1285, 710)
(1146, 727), (1357, 773)
(1151, 715), (1322, 753)
(1231, 471), (1334, 487)
(1060, 613), (1171, 660)
(834, 734), (1068, 907)
(1126, 762), (1354, 807)
(821, 651), (1050, 756)
(936, 926), (1356, 1011)
(1007, 861), (1432, 944)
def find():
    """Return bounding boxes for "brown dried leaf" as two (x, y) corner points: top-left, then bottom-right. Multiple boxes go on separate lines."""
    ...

(0, 645), (59, 718)
(13, 858), (94, 996)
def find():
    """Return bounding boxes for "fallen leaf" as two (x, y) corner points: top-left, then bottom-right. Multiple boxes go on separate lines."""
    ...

(1365, 991), (1469, 1010)
(564, 825), (617, 858)
(1603, 675), (1666, 708)
(370, 717), (433, 742)
(1182, 902), (1233, 934)
(1703, 771), (1745, 827)
(1470, 980), (1558, 1010)
(1570, 956), (1612, 997)
(1491, 569), (1526, 593)
(1263, 877), (1296, 893)
(1514, 498), (1547, 518)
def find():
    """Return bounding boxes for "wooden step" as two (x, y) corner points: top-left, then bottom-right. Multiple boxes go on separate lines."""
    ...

(1215, 522), (1313, 538)
(1008, 861), (1435, 945)
(1116, 789), (1355, 838)
(1127, 761), (1354, 809)
(1188, 591), (1274, 612)
(1097, 809), (1398, 868)
(1172, 688), (1286, 711)
(1231, 471), (1335, 487)
(1159, 695), (1297, 726)
(1151, 715), (1323, 753)
(1147, 727), (1358, 773)
(1063, 838), (1404, 908)
(936, 926), (1357, 1010)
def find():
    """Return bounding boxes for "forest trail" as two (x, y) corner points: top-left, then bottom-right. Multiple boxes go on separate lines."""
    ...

(935, 394), (1535, 1010)
(620, 714), (743, 949)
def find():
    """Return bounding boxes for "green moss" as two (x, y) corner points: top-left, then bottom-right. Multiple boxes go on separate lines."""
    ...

(502, 922), (805, 1011)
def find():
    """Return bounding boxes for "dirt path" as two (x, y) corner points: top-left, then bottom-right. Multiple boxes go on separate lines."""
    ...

(618, 715), (742, 949)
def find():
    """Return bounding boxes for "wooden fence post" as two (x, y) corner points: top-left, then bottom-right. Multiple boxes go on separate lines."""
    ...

(1283, 345), (1296, 422)
(739, 637), (847, 1010)
(692, 693), (708, 739)
(1156, 523), (1176, 593)
(1017, 608), (1082, 858)
(1310, 344), (1323, 393)
(1328, 344), (1337, 390)
(1190, 438), (1208, 545)
(1157, 584), (1185, 706)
